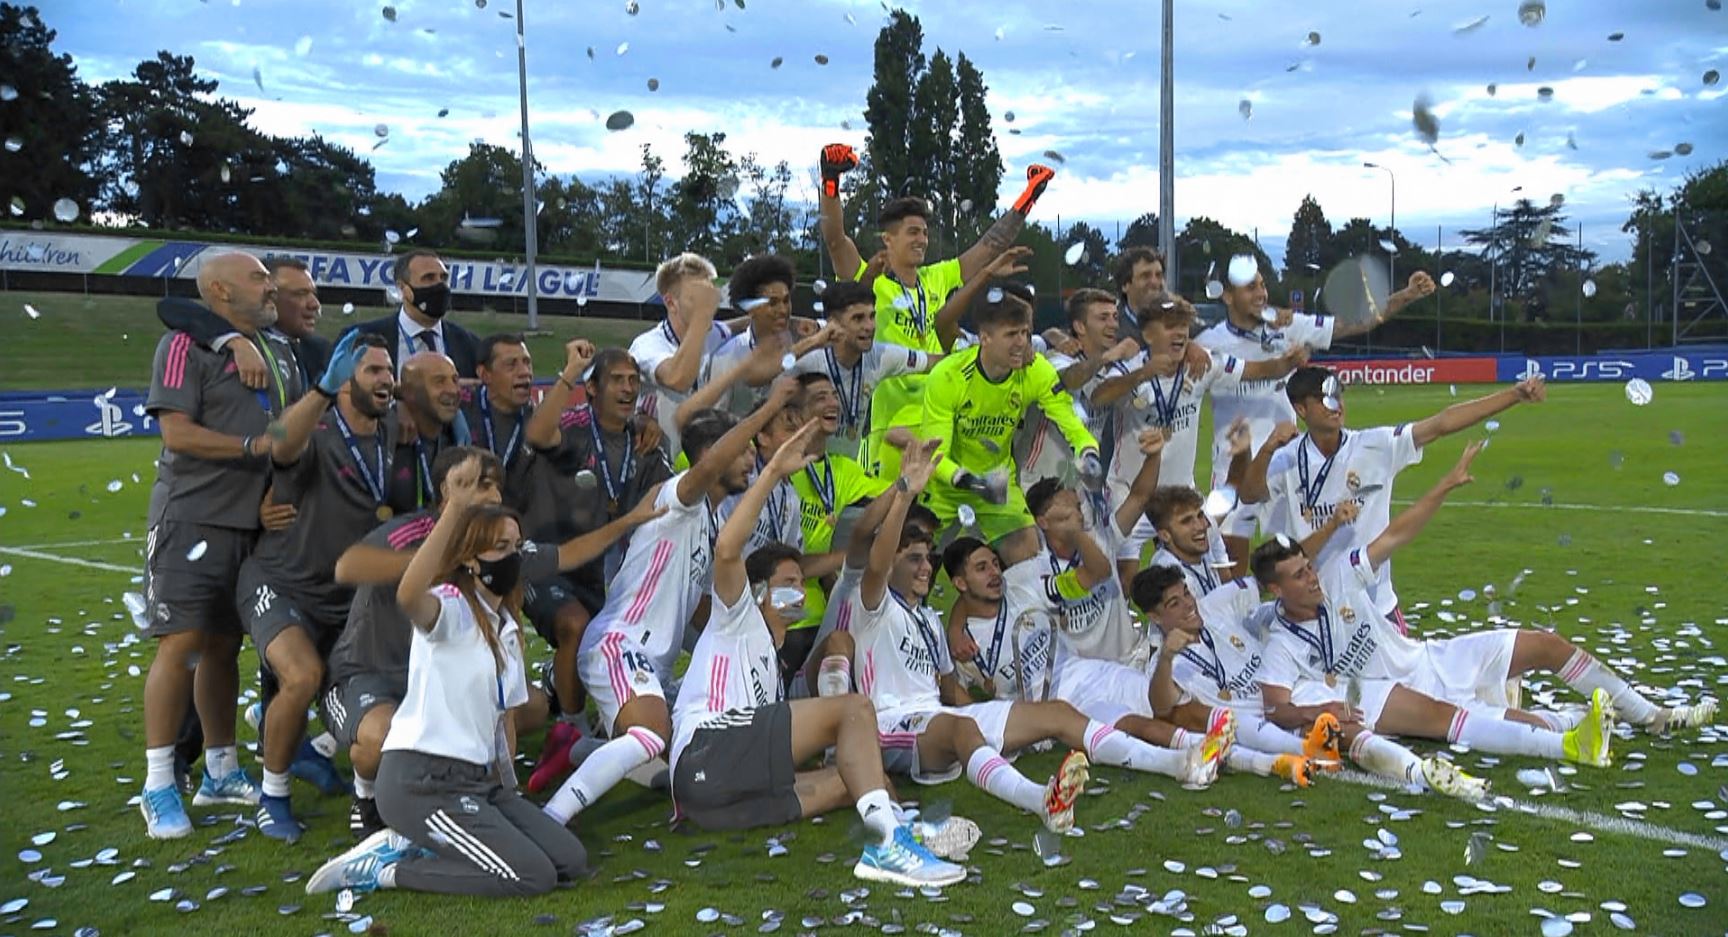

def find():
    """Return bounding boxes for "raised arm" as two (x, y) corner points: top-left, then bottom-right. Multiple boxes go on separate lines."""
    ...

(956, 166), (1055, 282)
(1299, 499), (1359, 558)
(556, 491), (669, 571)
(1411, 374), (1544, 447)
(1238, 422), (1300, 505)
(1059, 338), (1141, 392)
(271, 331), (365, 465)
(935, 246), (1030, 353)
(335, 541), (415, 585)
(675, 374), (797, 505)
(672, 339), (779, 429)
(395, 455), (486, 629)
(526, 339), (594, 451)
(1148, 628), (1193, 718)
(654, 280), (722, 394)
(860, 438), (939, 608)
(1114, 428), (1168, 536)
(1239, 343), (1311, 381)
(817, 144), (864, 281)
(713, 420), (821, 605)
(1365, 440), (1482, 569)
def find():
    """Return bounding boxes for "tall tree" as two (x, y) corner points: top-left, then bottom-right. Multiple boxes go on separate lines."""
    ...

(1060, 221), (1113, 290)
(950, 52), (1003, 244)
(1175, 216), (1273, 300)
(1460, 199), (1595, 304)
(0, 4), (100, 222)
(1283, 195), (1332, 279)
(1118, 212), (1161, 251)
(910, 48), (958, 246)
(863, 10), (925, 202)
(415, 142), (529, 252)
(669, 131), (741, 258)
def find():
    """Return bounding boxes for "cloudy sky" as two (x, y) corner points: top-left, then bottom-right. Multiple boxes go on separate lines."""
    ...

(46, 0), (1728, 266)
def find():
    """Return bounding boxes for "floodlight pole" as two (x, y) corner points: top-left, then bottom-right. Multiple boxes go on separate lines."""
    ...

(1158, 0), (1176, 290)
(515, 0), (541, 330)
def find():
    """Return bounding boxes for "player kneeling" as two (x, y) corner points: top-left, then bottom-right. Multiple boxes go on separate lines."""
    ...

(670, 420), (965, 887)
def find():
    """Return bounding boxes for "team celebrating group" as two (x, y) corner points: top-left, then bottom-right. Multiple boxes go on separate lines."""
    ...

(131, 144), (1718, 900)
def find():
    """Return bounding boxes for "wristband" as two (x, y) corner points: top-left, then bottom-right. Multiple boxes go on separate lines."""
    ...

(312, 384), (336, 400)
(893, 477), (910, 493)
(556, 374), (576, 391)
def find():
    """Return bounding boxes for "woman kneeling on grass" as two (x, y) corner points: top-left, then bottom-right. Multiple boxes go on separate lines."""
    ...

(307, 454), (588, 897)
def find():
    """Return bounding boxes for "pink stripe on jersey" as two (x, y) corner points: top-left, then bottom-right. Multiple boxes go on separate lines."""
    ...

(1026, 413), (1047, 465)
(835, 599), (853, 633)
(860, 650), (874, 696)
(877, 733), (918, 749)
(707, 656), (729, 712)
(164, 333), (192, 389)
(624, 540), (676, 625)
(387, 517), (437, 549)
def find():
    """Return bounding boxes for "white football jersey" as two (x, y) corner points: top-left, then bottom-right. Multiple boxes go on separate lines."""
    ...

(957, 558), (1058, 701)
(1194, 314), (1335, 487)
(670, 587), (785, 768)
(1165, 577), (1276, 708)
(851, 588), (953, 715)
(1045, 523), (1144, 662)
(792, 342), (932, 455)
(580, 472), (716, 676)
(1109, 348), (1248, 491)
(1262, 425), (1422, 616)
(630, 320), (732, 454)
(1259, 548), (1423, 692)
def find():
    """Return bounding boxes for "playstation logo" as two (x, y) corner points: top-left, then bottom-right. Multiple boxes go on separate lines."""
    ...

(85, 394), (134, 438)
(1662, 357), (1696, 382)
(1518, 359), (1544, 381)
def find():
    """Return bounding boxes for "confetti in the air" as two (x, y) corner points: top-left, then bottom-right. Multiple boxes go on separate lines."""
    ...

(1519, 0), (1547, 27)
(52, 198), (79, 223)
(1063, 242), (1085, 265)
(382, 5), (397, 22)
(1238, 98), (1253, 120)
(1624, 378), (1653, 405)
(1412, 93), (1440, 144)
(605, 110), (635, 131)
(1453, 15), (1491, 35)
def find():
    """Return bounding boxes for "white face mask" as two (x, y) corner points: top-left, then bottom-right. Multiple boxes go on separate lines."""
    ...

(767, 586), (805, 619)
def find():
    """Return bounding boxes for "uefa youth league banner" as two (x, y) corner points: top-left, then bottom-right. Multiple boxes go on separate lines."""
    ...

(0, 231), (662, 303)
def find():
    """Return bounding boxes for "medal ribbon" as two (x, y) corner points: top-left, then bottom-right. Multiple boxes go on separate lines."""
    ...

(252, 335), (288, 414)
(331, 405), (389, 504)
(888, 271), (929, 337)
(588, 410), (636, 508)
(1178, 628), (1230, 692)
(1296, 429), (1348, 515)
(477, 385), (525, 469)
(823, 347), (864, 433)
(980, 601), (1010, 679)
(893, 590), (944, 673)
(804, 456), (837, 517)
(1276, 602), (1335, 674)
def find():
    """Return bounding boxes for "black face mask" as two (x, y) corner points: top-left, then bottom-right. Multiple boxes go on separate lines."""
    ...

(411, 282), (451, 320)
(475, 552), (521, 596)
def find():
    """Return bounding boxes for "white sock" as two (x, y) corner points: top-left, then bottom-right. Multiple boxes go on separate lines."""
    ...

(817, 656), (852, 697)
(1529, 708), (1586, 732)
(543, 727), (664, 824)
(1237, 718), (1305, 756)
(1447, 709), (1563, 759)
(1226, 746), (1277, 776)
(1169, 728), (1196, 748)
(1083, 720), (1189, 779)
(353, 774), (375, 799)
(204, 745), (238, 778)
(145, 746), (176, 790)
(890, 802), (912, 826)
(855, 788), (898, 846)
(1560, 650), (1660, 725)
(309, 732), (338, 759)
(964, 746), (1045, 815)
(1349, 731), (1424, 786)
(262, 768), (292, 798)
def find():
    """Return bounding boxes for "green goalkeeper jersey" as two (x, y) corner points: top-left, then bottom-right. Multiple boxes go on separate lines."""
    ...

(919, 346), (1097, 485)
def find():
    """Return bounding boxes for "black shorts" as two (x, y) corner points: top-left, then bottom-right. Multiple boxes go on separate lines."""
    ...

(144, 522), (254, 638)
(320, 673), (404, 750)
(523, 574), (604, 648)
(236, 561), (344, 655)
(671, 704), (801, 831)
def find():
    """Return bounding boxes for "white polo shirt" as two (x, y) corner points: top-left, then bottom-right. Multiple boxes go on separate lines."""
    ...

(383, 584), (529, 767)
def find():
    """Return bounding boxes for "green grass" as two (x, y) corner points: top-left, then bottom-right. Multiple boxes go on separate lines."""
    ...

(0, 289), (658, 392)
(2, 320), (1727, 932)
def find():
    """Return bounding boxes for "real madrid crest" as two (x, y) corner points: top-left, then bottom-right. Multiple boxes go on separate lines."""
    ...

(1345, 470), (1362, 492)
(1229, 634), (1246, 651)
(1339, 605), (1357, 624)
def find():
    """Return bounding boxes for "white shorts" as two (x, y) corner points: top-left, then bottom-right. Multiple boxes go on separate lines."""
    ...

(876, 700), (1016, 785)
(1052, 657), (1151, 728)
(1290, 676), (1399, 730)
(578, 628), (667, 737)
(1404, 631), (1519, 710)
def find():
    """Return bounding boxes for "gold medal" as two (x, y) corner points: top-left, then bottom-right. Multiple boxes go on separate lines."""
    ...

(846, 425), (860, 441)
(1218, 687), (1232, 701)
(1325, 672), (1337, 688)
(376, 505), (394, 522)
(825, 513), (838, 528)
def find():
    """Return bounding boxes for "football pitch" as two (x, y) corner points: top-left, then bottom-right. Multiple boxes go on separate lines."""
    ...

(1, 298), (1726, 934)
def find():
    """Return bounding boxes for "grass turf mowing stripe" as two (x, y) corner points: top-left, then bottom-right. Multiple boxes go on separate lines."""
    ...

(0, 544), (139, 574)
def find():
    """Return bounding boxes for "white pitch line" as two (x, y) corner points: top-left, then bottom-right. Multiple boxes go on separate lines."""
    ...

(1333, 768), (1728, 852)
(0, 546), (140, 575)
(6, 537), (137, 550)
(1390, 499), (1728, 519)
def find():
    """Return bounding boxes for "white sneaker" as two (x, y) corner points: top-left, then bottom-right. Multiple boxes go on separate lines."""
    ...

(1040, 750), (1089, 833)
(1179, 743), (1219, 790)
(912, 815), (981, 861)
(1420, 757), (1490, 801)
(1661, 698), (1718, 734)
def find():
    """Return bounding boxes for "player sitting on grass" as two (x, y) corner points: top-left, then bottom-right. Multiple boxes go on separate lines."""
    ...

(668, 418), (967, 887)
(1254, 441), (1714, 774)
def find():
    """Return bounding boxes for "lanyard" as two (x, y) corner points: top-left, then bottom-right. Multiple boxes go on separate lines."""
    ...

(1224, 318), (1277, 353)
(804, 457), (837, 516)
(823, 347), (864, 431)
(1178, 628), (1230, 690)
(477, 386), (524, 469)
(412, 435), (436, 507)
(1117, 298), (1139, 333)
(252, 335), (287, 414)
(1296, 430), (1348, 514)
(979, 601), (1011, 679)
(887, 271), (929, 337)
(1147, 367), (1184, 428)
(1276, 602), (1335, 674)
(1183, 558), (1218, 595)
(893, 590), (943, 672)
(331, 405), (388, 504)
(588, 411), (635, 510)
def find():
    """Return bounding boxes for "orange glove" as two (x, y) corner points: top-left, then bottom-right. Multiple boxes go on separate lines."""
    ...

(819, 143), (859, 199)
(1012, 163), (1056, 215)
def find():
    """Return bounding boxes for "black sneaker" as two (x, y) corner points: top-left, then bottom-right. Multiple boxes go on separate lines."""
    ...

(349, 796), (384, 840)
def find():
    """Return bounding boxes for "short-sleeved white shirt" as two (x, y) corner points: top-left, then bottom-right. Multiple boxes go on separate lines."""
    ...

(1259, 548), (1424, 692)
(1165, 577), (1275, 708)
(383, 584), (529, 766)
(1110, 349), (1248, 491)
(1015, 351), (1119, 486)
(850, 587), (953, 715)
(1195, 314), (1336, 486)
(958, 558), (1058, 701)
(718, 475), (802, 558)
(670, 586), (784, 767)
(630, 320), (733, 453)
(1262, 425), (1423, 616)
(1046, 524), (1143, 662)
(793, 342), (932, 453)
(580, 472), (716, 675)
